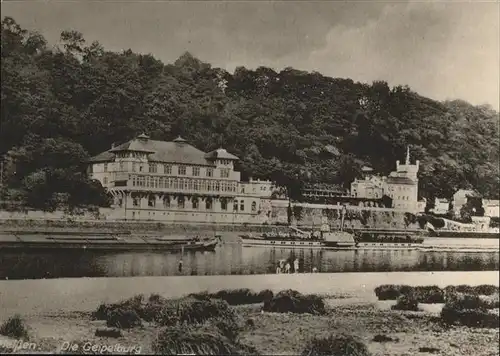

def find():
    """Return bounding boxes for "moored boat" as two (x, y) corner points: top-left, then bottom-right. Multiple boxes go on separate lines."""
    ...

(0, 233), (220, 252)
(240, 206), (357, 249)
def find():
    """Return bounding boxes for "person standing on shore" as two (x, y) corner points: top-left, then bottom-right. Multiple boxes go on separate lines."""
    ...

(285, 261), (291, 274)
(178, 259), (183, 273)
(276, 262), (281, 274)
(294, 258), (299, 273)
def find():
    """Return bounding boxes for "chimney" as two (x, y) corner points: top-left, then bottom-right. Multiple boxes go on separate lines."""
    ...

(111, 142), (116, 149)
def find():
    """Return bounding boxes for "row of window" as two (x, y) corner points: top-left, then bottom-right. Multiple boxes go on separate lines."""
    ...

(125, 196), (258, 212)
(104, 162), (231, 178)
(130, 176), (237, 192)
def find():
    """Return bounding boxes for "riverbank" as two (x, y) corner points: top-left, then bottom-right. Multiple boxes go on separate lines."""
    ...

(0, 218), (288, 235)
(1, 271), (498, 319)
(0, 273), (498, 355)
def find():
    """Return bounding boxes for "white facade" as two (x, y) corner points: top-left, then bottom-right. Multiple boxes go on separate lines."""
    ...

(432, 198), (450, 215)
(87, 135), (279, 223)
(350, 147), (420, 213)
(483, 199), (500, 218)
(452, 189), (477, 214)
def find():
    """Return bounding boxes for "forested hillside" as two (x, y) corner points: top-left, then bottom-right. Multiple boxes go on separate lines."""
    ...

(1, 17), (499, 211)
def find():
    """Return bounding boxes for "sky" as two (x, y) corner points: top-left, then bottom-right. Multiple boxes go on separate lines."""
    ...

(2, 0), (499, 110)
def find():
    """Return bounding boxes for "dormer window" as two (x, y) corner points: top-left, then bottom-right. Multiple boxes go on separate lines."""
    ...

(178, 165), (186, 175)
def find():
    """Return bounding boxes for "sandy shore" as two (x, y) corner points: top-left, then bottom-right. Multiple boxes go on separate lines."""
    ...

(1, 271), (498, 319)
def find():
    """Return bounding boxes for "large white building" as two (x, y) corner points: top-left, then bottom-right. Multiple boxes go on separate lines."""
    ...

(350, 148), (421, 213)
(87, 134), (278, 223)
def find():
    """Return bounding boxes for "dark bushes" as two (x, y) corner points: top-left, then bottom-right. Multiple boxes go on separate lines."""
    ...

(444, 285), (499, 296)
(152, 326), (256, 355)
(440, 293), (500, 328)
(374, 285), (412, 300)
(263, 289), (326, 315)
(0, 315), (29, 340)
(391, 294), (419, 311)
(106, 309), (142, 329)
(301, 334), (371, 356)
(412, 286), (445, 304)
(188, 288), (274, 305)
(374, 284), (498, 304)
(93, 293), (237, 329)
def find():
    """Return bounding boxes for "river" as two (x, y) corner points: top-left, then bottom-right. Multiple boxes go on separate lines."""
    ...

(0, 236), (498, 280)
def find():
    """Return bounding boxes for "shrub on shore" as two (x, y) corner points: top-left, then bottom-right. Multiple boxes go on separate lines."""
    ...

(0, 315), (29, 340)
(444, 285), (499, 296)
(301, 334), (371, 356)
(106, 309), (142, 329)
(263, 289), (326, 315)
(391, 294), (420, 311)
(152, 326), (256, 355)
(412, 286), (445, 304)
(374, 285), (412, 300)
(440, 293), (500, 328)
(93, 294), (145, 321)
(188, 288), (274, 305)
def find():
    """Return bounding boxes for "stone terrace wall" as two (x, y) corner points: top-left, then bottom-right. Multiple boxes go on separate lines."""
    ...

(286, 203), (420, 230)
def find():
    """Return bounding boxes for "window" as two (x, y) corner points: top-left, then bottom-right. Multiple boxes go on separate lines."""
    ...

(133, 197), (140, 207)
(206, 168), (213, 177)
(132, 163), (137, 172)
(118, 199), (123, 207)
(192, 198), (199, 209)
(149, 163), (157, 173)
(220, 168), (230, 178)
(240, 200), (245, 211)
(148, 196), (156, 207)
(103, 177), (108, 185)
(178, 196), (185, 209)
(251, 201), (257, 212)
(159, 177), (164, 188)
(221, 199), (227, 211)
(192, 167), (200, 176)
(233, 201), (238, 211)
(119, 162), (125, 171)
(138, 176), (145, 187)
(178, 165), (186, 175)
(104, 163), (108, 172)
(139, 165), (143, 172)
(164, 165), (172, 174)
(206, 199), (212, 210)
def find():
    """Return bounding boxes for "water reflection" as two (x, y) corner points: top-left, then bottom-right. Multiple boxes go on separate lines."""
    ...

(0, 242), (498, 280)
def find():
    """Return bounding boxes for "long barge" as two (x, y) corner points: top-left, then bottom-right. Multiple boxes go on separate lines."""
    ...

(0, 233), (219, 252)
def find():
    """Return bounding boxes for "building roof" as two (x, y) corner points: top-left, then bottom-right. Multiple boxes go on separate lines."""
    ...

(385, 176), (416, 185)
(361, 166), (374, 172)
(87, 151), (115, 163)
(88, 135), (239, 166)
(204, 148), (239, 161)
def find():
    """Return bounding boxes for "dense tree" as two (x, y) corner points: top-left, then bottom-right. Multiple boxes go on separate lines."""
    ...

(1, 17), (499, 211)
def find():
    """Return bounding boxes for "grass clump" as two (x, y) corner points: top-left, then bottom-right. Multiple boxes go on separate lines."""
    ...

(0, 315), (29, 340)
(391, 294), (419, 311)
(93, 294), (145, 321)
(374, 285), (412, 300)
(412, 285), (445, 304)
(440, 293), (500, 328)
(444, 285), (499, 296)
(263, 289), (326, 315)
(152, 326), (256, 356)
(301, 334), (371, 356)
(188, 288), (274, 305)
(106, 309), (142, 329)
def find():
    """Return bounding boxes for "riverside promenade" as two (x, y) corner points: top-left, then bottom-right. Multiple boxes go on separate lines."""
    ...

(1, 271), (498, 319)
